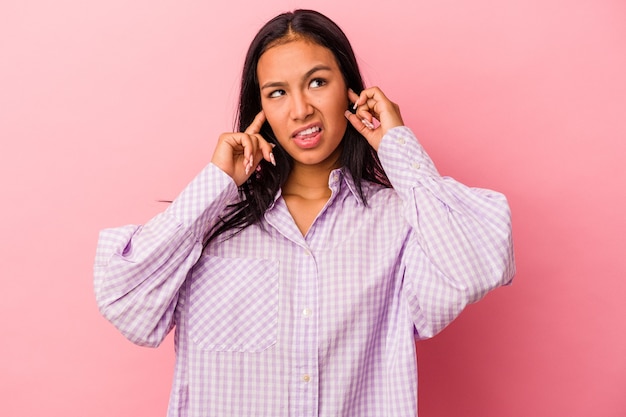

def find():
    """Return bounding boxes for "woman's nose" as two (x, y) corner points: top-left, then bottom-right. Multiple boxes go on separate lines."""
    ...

(289, 93), (314, 120)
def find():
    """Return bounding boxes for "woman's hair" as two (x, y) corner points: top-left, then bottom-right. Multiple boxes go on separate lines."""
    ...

(206, 9), (391, 244)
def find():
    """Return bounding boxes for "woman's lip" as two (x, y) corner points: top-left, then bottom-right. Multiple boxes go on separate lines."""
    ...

(291, 123), (322, 138)
(292, 130), (322, 149)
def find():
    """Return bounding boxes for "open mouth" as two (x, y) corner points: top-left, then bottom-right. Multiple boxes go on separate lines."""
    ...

(292, 124), (322, 149)
(294, 126), (321, 138)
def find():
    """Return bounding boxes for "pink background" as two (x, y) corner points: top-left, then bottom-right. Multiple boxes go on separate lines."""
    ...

(1, 0), (625, 416)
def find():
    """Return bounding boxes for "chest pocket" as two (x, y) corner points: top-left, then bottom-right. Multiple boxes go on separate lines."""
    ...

(188, 256), (279, 353)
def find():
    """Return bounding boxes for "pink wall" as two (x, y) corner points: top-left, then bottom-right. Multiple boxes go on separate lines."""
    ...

(1, 0), (624, 416)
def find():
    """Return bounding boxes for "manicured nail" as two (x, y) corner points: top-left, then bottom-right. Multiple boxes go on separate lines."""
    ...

(269, 152), (276, 166)
(344, 110), (352, 119)
(353, 102), (358, 110)
(361, 118), (375, 129)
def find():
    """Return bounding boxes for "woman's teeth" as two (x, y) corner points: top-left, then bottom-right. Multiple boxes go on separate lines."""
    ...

(296, 126), (321, 137)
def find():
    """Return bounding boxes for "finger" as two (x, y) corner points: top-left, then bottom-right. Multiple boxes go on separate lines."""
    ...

(358, 98), (381, 120)
(239, 134), (258, 175)
(360, 117), (376, 130)
(357, 86), (386, 110)
(244, 110), (266, 135)
(251, 133), (277, 167)
(260, 137), (277, 166)
(344, 110), (384, 151)
(243, 133), (279, 173)
(348, 91), (374, 121)
(348, 88), (360, 109)
(344, 110), (375, 136)
(353, 89), (377, 112)
(360, 86), (386, 101)
(354, 87), (374, 108)
(352, 100), (378, 129)
(356, 88), (403, 130)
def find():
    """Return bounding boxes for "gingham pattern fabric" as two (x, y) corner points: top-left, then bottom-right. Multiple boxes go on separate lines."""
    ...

(94, 126), (515, 417)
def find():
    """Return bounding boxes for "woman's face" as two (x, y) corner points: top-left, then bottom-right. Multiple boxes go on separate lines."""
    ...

(257, 39), (349, 169)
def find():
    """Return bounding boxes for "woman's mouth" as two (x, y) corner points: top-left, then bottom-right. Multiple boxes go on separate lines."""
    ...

(292, 125), (322, 149)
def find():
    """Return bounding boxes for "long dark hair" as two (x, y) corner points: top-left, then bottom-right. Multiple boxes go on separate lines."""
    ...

(206, 9), (391, 244)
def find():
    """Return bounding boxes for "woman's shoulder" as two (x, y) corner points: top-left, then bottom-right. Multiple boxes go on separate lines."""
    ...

(355, 178), (400, 209)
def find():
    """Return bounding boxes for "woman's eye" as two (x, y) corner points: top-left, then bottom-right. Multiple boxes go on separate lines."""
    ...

(310, 78), (326, 88)
(269, 89), (285, 98)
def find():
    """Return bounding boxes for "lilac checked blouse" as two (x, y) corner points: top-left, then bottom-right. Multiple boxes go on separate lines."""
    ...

(94, 126), (515, 416)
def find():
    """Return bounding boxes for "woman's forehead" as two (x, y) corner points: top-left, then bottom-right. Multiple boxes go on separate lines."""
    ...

(257, 40), (338, 77)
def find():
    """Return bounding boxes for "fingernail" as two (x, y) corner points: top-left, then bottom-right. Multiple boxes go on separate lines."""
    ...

(353, 102), (358, 110)
(361, 118), (375, 129)
(270, 152), (276, 166)
(344, 110), (352, 119)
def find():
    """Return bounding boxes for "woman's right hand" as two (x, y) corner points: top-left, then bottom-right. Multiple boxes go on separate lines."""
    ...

(211, 111), (276, 186)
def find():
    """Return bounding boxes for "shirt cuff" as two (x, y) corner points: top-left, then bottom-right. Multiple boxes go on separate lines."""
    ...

(165, 163), (239, 241)
(377, 126), (440, 189)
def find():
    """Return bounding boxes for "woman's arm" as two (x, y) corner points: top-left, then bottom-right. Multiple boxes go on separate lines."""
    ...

(346, 88), (515, 339)
(378, 126), (515, 339)
(94, 111), (275, 347)
(94, 163), (238, 347)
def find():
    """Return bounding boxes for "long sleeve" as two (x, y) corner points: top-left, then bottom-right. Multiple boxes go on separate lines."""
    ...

(378, 126), (515, 339)
(93, 163), (238, 347)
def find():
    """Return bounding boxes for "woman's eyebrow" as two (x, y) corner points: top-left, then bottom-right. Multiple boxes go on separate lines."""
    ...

(303, 64), (332, 80)
(260, 65), (332, 90)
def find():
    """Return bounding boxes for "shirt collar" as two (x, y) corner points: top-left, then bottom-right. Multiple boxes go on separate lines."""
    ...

(329, 167), (365, 206)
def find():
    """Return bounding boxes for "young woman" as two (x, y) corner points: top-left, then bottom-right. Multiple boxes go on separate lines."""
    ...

(94, 9), (515, 417)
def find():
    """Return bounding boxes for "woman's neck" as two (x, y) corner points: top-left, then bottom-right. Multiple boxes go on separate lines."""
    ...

(281, 157), (342, 236)
(283, 161), (337, 200)
(283, 140), (342, 198)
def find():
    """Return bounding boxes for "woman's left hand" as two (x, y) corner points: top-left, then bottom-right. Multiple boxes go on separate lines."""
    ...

(345, 87), (404, 151)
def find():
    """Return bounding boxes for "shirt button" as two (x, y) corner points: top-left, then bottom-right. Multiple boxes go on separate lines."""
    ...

(396, 137), (406, 145)
(411, 161), (420, 170)
(302, 307), (312, 317)
(302, 374), (311, 383)
(304, 249), (311, 256)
